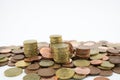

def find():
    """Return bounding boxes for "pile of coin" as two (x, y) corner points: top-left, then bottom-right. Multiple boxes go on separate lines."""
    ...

(23, 40), (38, 57)
(0, 37), (120, 80)
(52, 43), (70, 63)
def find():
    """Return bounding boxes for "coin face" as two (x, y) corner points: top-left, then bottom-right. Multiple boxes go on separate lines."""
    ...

(112, 67), (120, 74)
(15, 60), (31, 68)
(39, 60), (54, 67)
(0, 48), (11, 54)
(38, 68), (55, 77)
(73, 74), (86, 79)
(4, 68), (23, 77)
(56, 68), (75, 79)
(90, 60), (103, 65)
(99, 70), (113, 76)
(27, 63), (40, 70)
(73, 60), (90, 67)
(109, 56), (120, 64)
(74, 67), (90, 75)
(101, 61), (115, 68)
(94, 76), (110, 80)
(12, 54), (25, 60)
(89, 66), (101, 75)
(90, 54), (106, 60)
(23, 73), (40, 80)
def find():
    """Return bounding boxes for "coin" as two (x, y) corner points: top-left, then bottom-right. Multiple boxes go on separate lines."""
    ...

(12, 54), (25, 60)
(24, 56), (42, 62)
(0, 61), (8, 66)
(90, 54), (106, 60)
(39, 60), (54, 67)
(90, 60), (103, 65)
(112, 67), (120, 74)
(89, 66), (101, 75)
(38, 68), (55, 77)
(23, 73), (40, 80)
(101, 61), (115, 68)
(109, 56), (120, 64)
(12, 49), (24, 54)
(74, 67), (90, 75)
(15, 60), (31, 68)
(0, 55), (5, 60)
(90, 48), (99, 55)
(56, 68), (75, 79)
(73, 74), (86, 79)
(27, 63), (40, 70)
(0, 57), (8, 63)
(99, 70), (113, 76)
(39, 47), (53, 59)
(94, 76), (110, 80)
(4, 68), (23, 77)
(49, 64), (61, 69)
(73, 59), (90, 67)
(0, 48), (11, 53)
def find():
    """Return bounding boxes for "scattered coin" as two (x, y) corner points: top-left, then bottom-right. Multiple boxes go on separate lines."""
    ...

(24, 56), (42, 62)
(38, 68), (55, 77)
(73, 74), (86, 79)
(94, 76), (110, 80)
(0, 48), (11, 53)
(74, 67), (90, 75)
(101, 61), (115, 68)
(109, 56), (120, 64)
(99, 70), (113, 76)
(39, 60), (54, 67)
(12, 49), (24, 54)
(12, 54), (25, 60)
(23, 73), (40, 80)
(90, 60), (103, 65)
(56, 68), (75, 79)
(90, 54), (106, 60)
(27, 63), (40, 70)
(89, 66), (101, 75)
(0, 57), (8, 63)
(4, 68), (23, 77)
(112, 67), (120, 74)
(15, 60), (31, 68)
(73, 59), (90, 67)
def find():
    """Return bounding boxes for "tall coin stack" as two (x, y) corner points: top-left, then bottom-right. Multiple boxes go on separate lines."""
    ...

(76, 46), (90, 59)
(52, 43), (70, 63)
(49, 35), (70, 63)
(23, 40), (38, 57)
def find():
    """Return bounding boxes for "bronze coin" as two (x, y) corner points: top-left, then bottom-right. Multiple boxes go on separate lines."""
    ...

(49, 64), (61, 69)
(89, 66), (101, 75)
(8, 61), (15, 67)
(94, 76), (110, 80)
(24, 56), (42, 62)
(99, 70), (113, 76)
(26, 63), (40, 70)
(62, 63), (74, 68)
(107, 49), (119, 56)
(0, 53), (12, 57)
(109, 56), (120, 64)
(90, 60), (103, 65)
(0, 47), (11, 53)
(38, 68), (55, 77)
(112, 67), (120, 74)
(24, 68), (38, 74)
(12, 54), (25, 60)
(12, 49), (24, 54)
(0, 61), (8, 66)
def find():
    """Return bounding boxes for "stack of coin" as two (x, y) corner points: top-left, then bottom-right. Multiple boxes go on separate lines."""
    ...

(23, 40), (38, 57)
(52, 43), (70, 63)
(76, 46), (90, 59)
(50, 35), (62, 44)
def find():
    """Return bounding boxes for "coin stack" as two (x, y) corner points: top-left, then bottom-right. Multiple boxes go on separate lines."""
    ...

(23, 40), (38, 57)
(76, 46), (90, 59)
(52, 43), (70, 63)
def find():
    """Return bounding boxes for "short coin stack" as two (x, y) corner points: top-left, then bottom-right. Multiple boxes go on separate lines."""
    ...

(23, 40), (38, 57)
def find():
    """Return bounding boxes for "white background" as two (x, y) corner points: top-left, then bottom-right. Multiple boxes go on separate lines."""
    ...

(0, 0), (120, 80)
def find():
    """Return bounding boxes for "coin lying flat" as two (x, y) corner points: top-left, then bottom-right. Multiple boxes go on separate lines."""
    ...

(38, 68), (55, 77)
(90, 60), (103, 65)
(74, 67), (90, 75)
(99, 70), (113, 76)
(101, 61), (115, 68)
(23, 73), (40, 80)
(0, 48), (11, 53)
(73, 59), (90, 67)
(12, 54), (25, 60)
(27, 63), (40, 70)
(39, 60), (54, 67)
(0, 57), (8, 63)
(90, 54), (105, 60)
(24, 56), (42, 62)
(15, 60), (31, 68)
(73, 74), (86, 80)
(89, 66), (101, 75)
(56, 68), (75, 79)
(109, 56), (120, 64)
(112, 67), (120, 74)
(94, 76), (110, 80)
(4, 68), (23, 77)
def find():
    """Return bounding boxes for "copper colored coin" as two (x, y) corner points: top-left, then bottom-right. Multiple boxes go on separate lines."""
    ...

(0, 61), (8, 66)
(74, 67), (90, 75)
(0, 53), (12, 57)
(89, 66), (101, 75)
(38, 68), (55, 77)
(49, 64), (61, 69)
(13, 54), (25, 60)
(24, 56), (42, 62)
(12, 49), (24, 54)
(41, 76), (58, 80)
(39, 47), (53, 59)
(0, 48), (11, 53)
(27, 63), (40, 70)
(102, 56), (109, 61)
(90, 60), (103, 65)
(94, 76), (109, 80)
(24, 68), (38, 74)
(8, 61), (15, 67)
(62, 63), (74, 68)
(112, 67), (120, 74)
(109, 56), (120, 64)
(99, 70), (113, 76)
